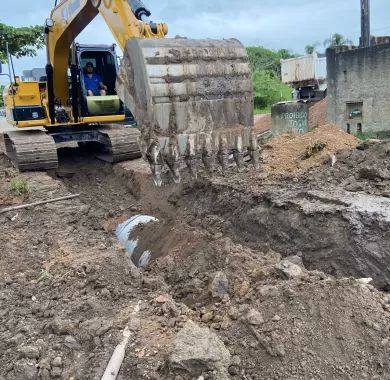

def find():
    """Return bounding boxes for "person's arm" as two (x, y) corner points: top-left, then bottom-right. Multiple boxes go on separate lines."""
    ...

(96, 74), (107, 91)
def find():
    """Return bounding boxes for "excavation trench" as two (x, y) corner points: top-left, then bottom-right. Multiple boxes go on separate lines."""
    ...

(54, 147), (390, 290)
(115, 176), (390, 290)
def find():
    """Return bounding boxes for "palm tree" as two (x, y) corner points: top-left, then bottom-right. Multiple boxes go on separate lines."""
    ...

(305, 43), (319, 55)
(324, 33), (353, 47)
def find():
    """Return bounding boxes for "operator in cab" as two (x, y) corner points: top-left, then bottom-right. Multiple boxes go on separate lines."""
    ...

(83, 62), (107, 96)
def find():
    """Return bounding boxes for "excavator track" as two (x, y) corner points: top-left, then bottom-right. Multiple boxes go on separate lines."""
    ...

(3, 130), (58, 172)
(96, 125), (141, 163)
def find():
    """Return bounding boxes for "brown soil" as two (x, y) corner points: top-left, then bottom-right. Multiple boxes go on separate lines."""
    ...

(1, 136), (390, 379)
(262, 124), (359, 177)
(309, 98), (328, 130)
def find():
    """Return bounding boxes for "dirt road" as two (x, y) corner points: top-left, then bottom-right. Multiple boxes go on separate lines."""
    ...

(1, 127), (390, 379)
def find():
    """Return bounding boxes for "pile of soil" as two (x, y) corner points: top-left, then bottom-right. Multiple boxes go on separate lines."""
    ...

(262, 124), (359, 177)
(309, 98), (327, 130)
(1, 138), (390, 379)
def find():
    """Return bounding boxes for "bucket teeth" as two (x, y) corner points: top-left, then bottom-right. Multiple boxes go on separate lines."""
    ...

(249, 132), (260, 169)
(164, 138), (181, 184)
(233, 135), (244, 170)
(147, 142), (164, 186)
(217, 135), (229, 173)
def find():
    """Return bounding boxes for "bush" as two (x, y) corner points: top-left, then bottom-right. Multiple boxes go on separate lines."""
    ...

(10, 177), (30, 194)
(252, 70), (291, 110)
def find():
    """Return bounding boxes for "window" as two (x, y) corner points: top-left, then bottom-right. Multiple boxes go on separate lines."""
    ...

(346, 102), (363, 119)
(346, 123), (350, 134)
(357, 123), (362, 133)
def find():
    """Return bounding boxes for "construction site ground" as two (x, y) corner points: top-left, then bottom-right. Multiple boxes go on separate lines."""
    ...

(1, 125), (390, 379)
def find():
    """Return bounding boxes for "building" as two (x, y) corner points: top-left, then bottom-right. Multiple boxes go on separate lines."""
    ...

(327, 40), (390, 135)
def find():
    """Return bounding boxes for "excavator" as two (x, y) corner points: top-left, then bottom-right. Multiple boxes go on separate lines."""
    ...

(2, 0), (257, 185)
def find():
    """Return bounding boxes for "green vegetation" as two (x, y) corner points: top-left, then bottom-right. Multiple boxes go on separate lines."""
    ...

(356, 131), (390, 141)
(10, 177), (30, 195)
(0, 23), (44, 62)
(304, 140), (327, 158)
(246, 46), (293, 114)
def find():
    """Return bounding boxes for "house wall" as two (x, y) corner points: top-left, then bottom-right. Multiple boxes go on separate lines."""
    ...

(327, 43), (390, 133)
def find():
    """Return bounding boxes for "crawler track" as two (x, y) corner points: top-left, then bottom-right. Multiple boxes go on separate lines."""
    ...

(97, 124), (141, 163)
(3, 130), (58, 171)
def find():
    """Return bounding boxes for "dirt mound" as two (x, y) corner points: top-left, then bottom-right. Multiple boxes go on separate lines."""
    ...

(262, 124), (359, 176)
(153, 237), (390, 379)
(309, 98), (327, 129)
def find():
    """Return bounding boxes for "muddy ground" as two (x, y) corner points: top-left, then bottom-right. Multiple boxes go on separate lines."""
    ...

(1, 127), (390, 379)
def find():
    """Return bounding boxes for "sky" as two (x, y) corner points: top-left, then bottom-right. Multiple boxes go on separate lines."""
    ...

(1, 0), (390, 83)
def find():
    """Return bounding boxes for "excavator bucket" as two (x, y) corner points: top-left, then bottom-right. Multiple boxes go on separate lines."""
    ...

(117, 38), (258, 185)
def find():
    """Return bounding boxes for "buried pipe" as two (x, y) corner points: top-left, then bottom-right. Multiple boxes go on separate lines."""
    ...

(115, 215), (158, 268)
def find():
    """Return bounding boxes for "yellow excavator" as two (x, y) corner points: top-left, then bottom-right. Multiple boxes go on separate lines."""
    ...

(2, 0), (257, 185)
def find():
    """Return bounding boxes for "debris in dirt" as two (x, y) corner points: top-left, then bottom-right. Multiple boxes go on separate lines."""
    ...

(358, 166), (390, 180)
(246, 309), (264, 326)
(18, 345), (40, 360)
(101, 326), (132, 380)
(209, 271), (229, 300)
(0, 193), (80, 214)
(168, 321), (231, 379)
(275, 259), (304, 279)
(64, 336), (81, 350)
(262, 124), (358, 176)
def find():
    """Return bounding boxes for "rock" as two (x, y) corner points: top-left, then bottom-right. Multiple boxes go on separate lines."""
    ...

(358, 166), (390, 180)
(246, 309), (264, 326)
(272, 315), (281, 322)
(169, 321), (231, 379)
(64, 335), (81, 350)
(345, 182), (364, 192)
(19, 345), (40, 359)
(80, 317), (112, 337)
(51, 319), (77, 335)
(209, 271), (229, 300)
(52, 357), (62, 367)
(51, 367), (62, 378)
(13, 359), (38, 380)
(275, 260), (303, 279)
(237, 280), (251, 297)
(228, 365), (240, 375)
(228, 307), (239, 321)
(285, 255), (305, 269)
(37, 359), (51, 380)
(231, 355), (241, 366)
(201, 312), (214, 323)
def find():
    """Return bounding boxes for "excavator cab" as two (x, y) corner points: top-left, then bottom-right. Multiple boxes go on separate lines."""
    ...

(76, 44), (123, 117)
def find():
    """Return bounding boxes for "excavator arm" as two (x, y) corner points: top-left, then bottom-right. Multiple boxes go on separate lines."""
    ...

(47, 0), (167, 105)
(46, 0), (256, 185)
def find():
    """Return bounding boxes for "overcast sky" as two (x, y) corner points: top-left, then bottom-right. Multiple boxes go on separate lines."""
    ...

(1, 0), (390, 82)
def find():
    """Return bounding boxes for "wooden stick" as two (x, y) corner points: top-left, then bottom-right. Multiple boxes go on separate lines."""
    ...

(0, 194), (80, 214)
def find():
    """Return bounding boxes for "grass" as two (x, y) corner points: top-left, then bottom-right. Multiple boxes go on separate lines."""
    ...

(304, 140), (327, 159)
(9, 177), (30, 195)
(355, 131), (390, 141)
(254, 106), (271, 115)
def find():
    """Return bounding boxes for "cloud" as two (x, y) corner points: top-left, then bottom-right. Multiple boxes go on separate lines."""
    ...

(1, 0), (390, 81)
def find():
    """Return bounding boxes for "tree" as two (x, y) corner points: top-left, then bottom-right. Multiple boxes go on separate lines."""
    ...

(305, 43), (319, 55)
(0, 23), (45, 62)
(324, 33), (353, 47)
(246, 46), (295, 79)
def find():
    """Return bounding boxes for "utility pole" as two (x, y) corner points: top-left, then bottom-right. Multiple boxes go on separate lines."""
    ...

(361, 0), (370, 47)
